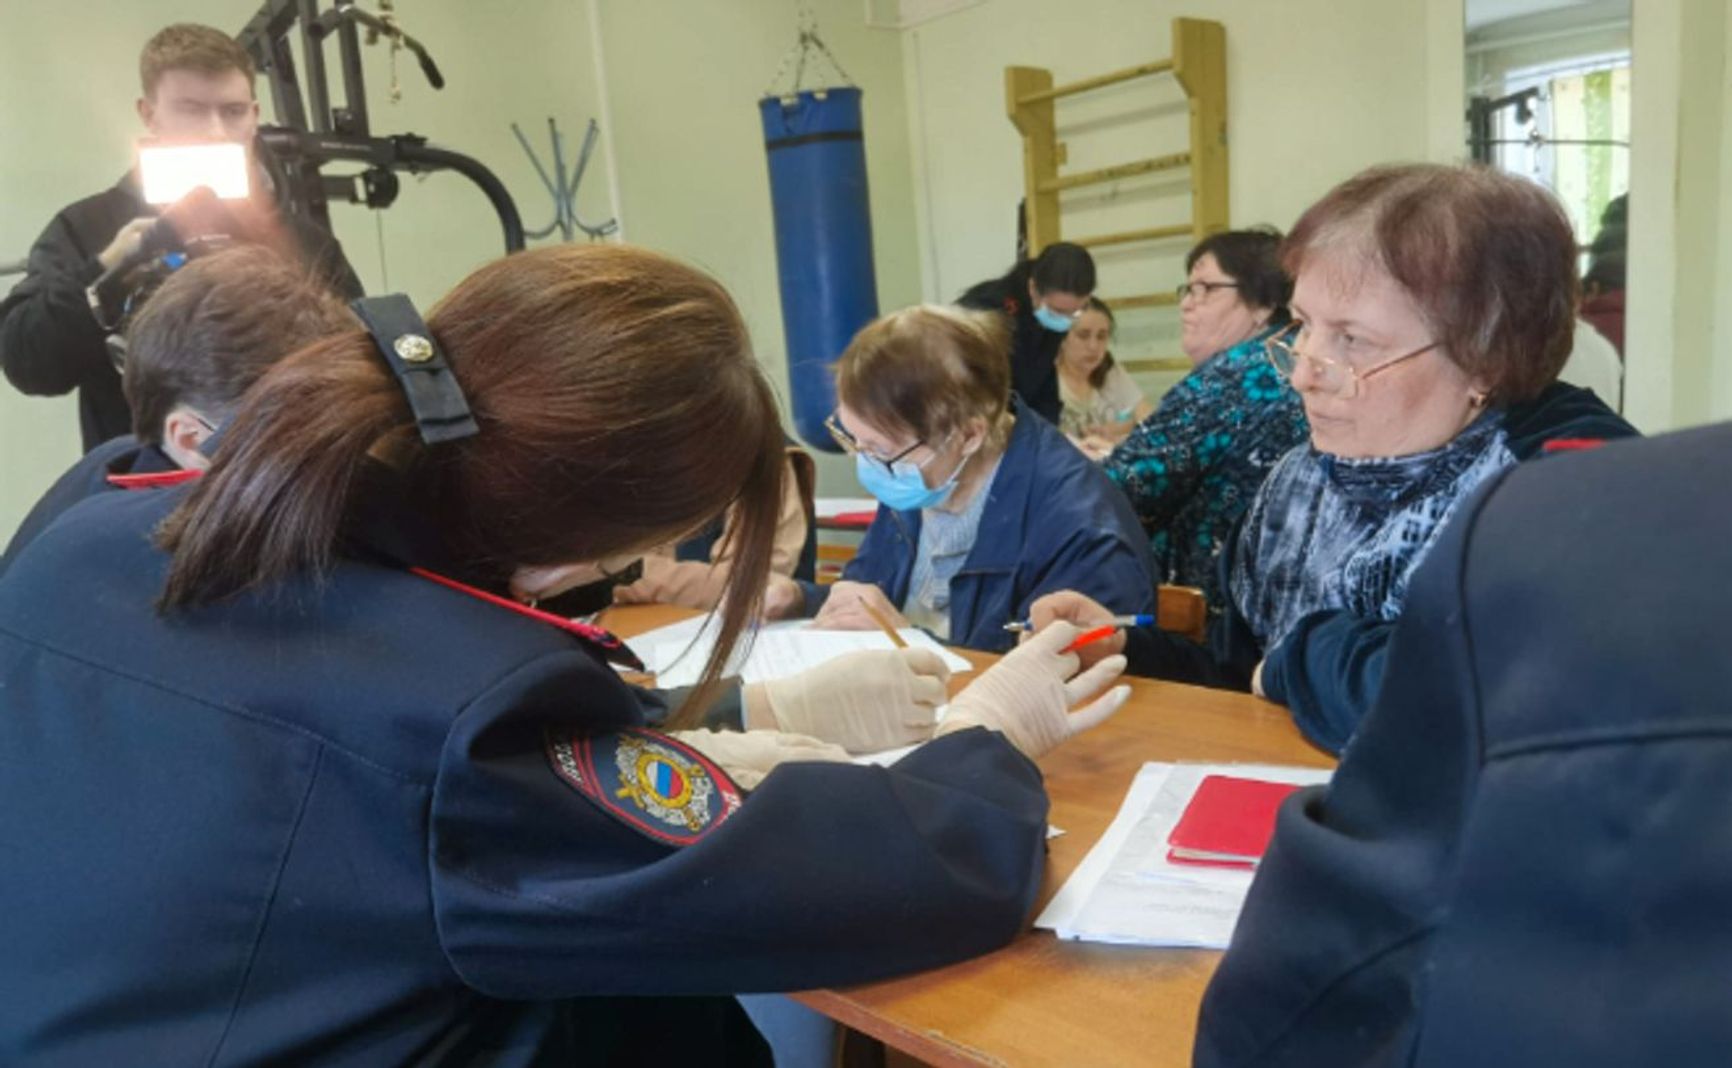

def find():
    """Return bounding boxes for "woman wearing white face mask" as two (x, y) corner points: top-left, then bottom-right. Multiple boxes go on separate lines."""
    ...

(764, 305), (1154, 652)
(1033, 165), (1637, 754)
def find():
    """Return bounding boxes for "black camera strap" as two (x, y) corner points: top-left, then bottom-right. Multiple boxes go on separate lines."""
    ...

(351, 294), (479, 444)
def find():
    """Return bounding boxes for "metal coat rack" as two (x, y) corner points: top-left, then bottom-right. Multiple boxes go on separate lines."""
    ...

(511, 117), (618, 242)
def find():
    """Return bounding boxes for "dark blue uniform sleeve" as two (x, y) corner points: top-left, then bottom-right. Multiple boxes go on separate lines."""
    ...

(638, 684), (746, 732)
(1193, 471), (1502, 1068)
(1258, 610), (1395, 755)
(0, 436), (133, 580)
(431, 653), (1049, 1000)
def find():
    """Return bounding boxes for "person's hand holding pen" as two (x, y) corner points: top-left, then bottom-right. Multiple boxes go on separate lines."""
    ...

(1016, 591), (1131, 669)
(937, 621), (1129, 759)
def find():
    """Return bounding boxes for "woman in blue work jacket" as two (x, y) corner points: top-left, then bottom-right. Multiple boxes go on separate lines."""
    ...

(766, 304), (1155, 652)
(0, 244), (1130, 1066)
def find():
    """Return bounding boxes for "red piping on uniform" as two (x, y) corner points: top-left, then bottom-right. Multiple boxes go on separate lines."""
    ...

(106, 468), (205, 490)
(1542, 438), (1606, 454)
(409, 567), (645, 671)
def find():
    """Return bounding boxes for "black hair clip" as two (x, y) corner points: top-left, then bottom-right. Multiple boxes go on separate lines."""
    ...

(351, 294), (479, 444)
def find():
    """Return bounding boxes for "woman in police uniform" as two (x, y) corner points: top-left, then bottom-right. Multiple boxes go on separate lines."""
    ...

(0, 243), (1127, 1066)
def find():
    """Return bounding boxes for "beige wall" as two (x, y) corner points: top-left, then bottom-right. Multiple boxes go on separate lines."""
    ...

(1717, 1), (1732, 420)
(899, 0), (1461, 400)
(590, 0), (922, 497)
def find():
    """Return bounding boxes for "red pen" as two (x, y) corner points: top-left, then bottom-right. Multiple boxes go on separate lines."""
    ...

(1062, 625), (1118, 654)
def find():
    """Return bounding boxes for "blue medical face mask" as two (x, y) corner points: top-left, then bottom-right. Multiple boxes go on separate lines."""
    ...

(855, 441), (973, 512)
(1033, 302), (1076, 334)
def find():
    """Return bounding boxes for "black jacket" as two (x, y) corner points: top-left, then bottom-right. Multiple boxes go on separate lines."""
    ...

(1123, 383), (1638, 752)
(958, 263), (1064, 424)
(1195, 421), (1732, 1067)
(0, 174), (361, 451)
(0, 480), (1048, 1065)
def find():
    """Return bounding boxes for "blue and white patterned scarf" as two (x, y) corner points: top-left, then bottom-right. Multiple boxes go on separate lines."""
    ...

(1231, 413), (1514, 649)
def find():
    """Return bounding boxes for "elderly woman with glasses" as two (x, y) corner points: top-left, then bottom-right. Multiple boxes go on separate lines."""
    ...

(1033, 164), (1636, 753)
(1100, 228), (1310, 611)
(764, 304), (1155, 653)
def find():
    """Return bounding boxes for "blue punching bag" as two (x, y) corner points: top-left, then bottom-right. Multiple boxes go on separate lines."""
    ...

(760, 88), (879, 453)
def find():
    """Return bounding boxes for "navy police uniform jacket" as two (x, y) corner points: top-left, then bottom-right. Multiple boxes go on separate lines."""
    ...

(805, 398), (1156, 653)
(0, 479), (1049, 1066)
(1123, 382), (1637, 752)
(1195, 421), (1732, 1067)
(0, 433), (176, 580)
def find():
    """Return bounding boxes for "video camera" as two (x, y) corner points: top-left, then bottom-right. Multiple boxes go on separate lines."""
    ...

(88, 143), (257, 340)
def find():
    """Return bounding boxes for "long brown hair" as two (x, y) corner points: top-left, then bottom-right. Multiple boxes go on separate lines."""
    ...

(155, 244), (785, 725)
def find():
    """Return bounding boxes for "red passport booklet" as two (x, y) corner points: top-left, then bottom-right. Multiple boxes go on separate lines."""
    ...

(1166, 774), (1303, 869)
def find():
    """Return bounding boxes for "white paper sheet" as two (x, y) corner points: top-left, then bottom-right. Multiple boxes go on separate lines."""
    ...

(631, 616), (972, 689)
(1035, 761), (1332, 949)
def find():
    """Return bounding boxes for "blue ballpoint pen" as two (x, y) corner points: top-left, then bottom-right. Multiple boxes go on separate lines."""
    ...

(1002, 613), (1155, 634)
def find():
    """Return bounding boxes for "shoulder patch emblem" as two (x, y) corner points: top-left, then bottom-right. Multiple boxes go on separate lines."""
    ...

(544, 727), (742, 846)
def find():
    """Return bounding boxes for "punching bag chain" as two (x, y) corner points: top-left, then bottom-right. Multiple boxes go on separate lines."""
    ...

(763, 0), (854, 101)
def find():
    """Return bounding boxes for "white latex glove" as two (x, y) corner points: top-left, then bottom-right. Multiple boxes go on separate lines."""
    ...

(938, 621), (1130, 759)
(745, 647), (950, 754)
(666, 729), (851, 791)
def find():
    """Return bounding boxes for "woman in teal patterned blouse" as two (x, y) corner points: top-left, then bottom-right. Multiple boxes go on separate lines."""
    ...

(1101, 229), (1308, 610)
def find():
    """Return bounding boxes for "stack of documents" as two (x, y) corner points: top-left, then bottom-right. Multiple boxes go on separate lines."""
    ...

(629, 615), (973, 688)
(1035, 762), (1331, 949)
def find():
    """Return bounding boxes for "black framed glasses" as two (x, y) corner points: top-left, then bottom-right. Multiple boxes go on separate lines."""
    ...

(1175, 280), (1240, 302)
(1265, 323), (1441, 399)
(825, 411), (927, 474)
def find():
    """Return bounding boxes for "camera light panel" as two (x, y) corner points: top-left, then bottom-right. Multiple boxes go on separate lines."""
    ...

(138, 141), (250, 205)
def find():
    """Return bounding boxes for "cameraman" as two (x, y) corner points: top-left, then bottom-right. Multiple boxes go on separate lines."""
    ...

(0, 22), (361, 453)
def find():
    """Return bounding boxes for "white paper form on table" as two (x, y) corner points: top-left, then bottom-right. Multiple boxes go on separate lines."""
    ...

(630, 616), (972, 689)
(1035, 761), (1331, 949)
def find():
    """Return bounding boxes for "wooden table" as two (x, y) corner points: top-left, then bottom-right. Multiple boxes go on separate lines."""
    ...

(601, 605), (1333, 1068)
